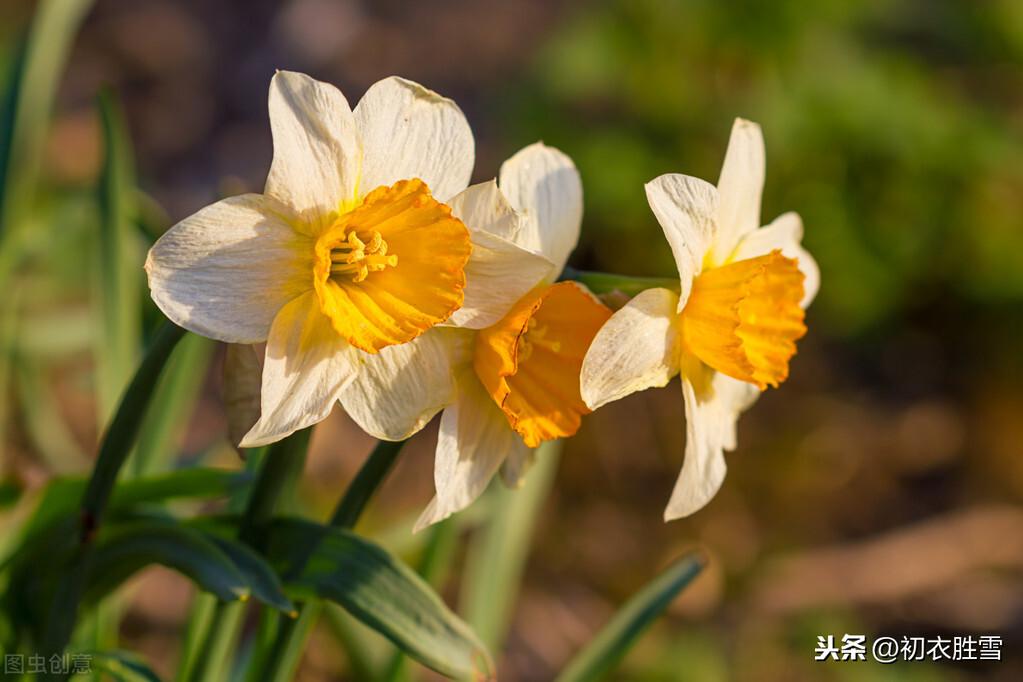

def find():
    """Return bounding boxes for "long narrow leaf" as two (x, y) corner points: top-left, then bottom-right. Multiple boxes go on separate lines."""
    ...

(39, 322), (186, 667)
(1, 467), (250, 571)
(554, 552), (706, 682)
(86, 522), (251, 605)
(205, 535), (294, 614)
(131, 333), (214, 476)
(382, 519), (459, 682)
(0, 0), (93, 272)
(460, 439), (561, 650)
(110, 468), (252, 509)
(265, 518), (494, 681)
(79, 649), (162, 682)
(95, 89), (141, 426)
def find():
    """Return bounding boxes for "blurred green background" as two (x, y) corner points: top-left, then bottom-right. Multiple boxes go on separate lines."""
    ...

(1, 0), (1022, 680)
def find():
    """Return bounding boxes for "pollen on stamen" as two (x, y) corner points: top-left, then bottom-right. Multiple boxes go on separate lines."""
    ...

(326, 227), (399, 283)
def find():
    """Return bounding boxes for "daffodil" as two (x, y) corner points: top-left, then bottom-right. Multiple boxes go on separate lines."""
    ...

(146, 71), (550, 447)
(580, 119), (819, 520)
(410, 143), (612, 530)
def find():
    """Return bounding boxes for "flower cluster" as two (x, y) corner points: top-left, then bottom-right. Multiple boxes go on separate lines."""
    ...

(146, 72), (818, 527)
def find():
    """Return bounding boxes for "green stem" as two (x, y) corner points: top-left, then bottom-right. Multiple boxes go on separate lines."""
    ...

(189, 601), (246, 682)
(40, 319), (185, 671)
(239, 430), (312, 548)
(188, 431), (312, 682)
(261, 438), (406, 681)
(560, 267), (679, 297)
(329, 439), (405, 529)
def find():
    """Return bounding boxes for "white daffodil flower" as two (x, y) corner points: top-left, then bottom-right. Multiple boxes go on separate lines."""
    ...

(409, 143), (612, 531)
(146, 71), (550, 448)
(580, 118), (820, 521)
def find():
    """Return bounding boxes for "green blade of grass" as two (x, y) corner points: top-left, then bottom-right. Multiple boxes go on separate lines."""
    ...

(130, 333), (215, 477)
(40, 320), (185, 665)
(78, 649), (162, 682)
(554, 552), (706, 682)
(94, 88), (142, 427)
(84, 521), (251, 606)
(460, 439), (561, 652)
(0, 0), (93, 276)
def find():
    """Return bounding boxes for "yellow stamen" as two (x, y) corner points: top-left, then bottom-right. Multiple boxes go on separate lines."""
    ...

(328, 229), (398, 283)
(474, 282), (612, 447)
(313, 179), (471, 353)
(680, 249), (806, 389)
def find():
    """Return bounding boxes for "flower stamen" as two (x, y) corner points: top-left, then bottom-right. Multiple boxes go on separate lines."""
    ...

(312, 179), (472, 353)
(328, 229), (398, 282)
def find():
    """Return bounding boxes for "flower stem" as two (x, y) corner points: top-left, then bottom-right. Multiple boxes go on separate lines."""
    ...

(239, 429), (312, 548)
(560, 267), (679, 297)
(329, 439), (405, 529)
(40, 319), (186, 670)
(187, 431), (312, 682)
(261, 438), (406, 681)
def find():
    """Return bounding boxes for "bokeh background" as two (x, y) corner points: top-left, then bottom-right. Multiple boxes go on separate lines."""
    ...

(2, 0), (1023, 680)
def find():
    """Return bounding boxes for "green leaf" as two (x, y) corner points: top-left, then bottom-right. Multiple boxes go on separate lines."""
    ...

(86, 521), (250, 605)
(174, 593), (217, 682)
(38, 322), (184, 658)
(78, 320), (186, 533)
(205, 535), (294, 614)
(265, 518), (493, 681)
(94, 88), (142, 426)
(76, 649), (162, 682)
(130, 333), (215, 476)
(0, 0), (93, 277)
(0, 479), (20, 508)
(381, 518), (459, 682)
(461, 439), (560, 650)
(1, 468), (250, 572)
(110, 468), (252, 509)
(554, 552), (706, 682)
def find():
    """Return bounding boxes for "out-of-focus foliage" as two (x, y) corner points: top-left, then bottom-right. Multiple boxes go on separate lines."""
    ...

(501, 0), (1023, 335)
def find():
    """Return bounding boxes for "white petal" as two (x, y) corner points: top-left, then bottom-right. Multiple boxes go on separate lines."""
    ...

(581, 287), (682, 410)
(145, 194), (312, 343)
(453, 232), (554, 330)
(265, 71), (361, 224)
(644, 174), (718, 310)
(354, 76), (473, 202)
(241, 291), (357, 447)
(339, 327), (472, 441)
(447, 179), (520, 243)
(446, 181), (555, 329)
(714, 118), (765, 258)
(665, 361), (759, 520)
(413, 374), (519, 531)
(498, 142), (582, 275)
(733, 212), (819, 308)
